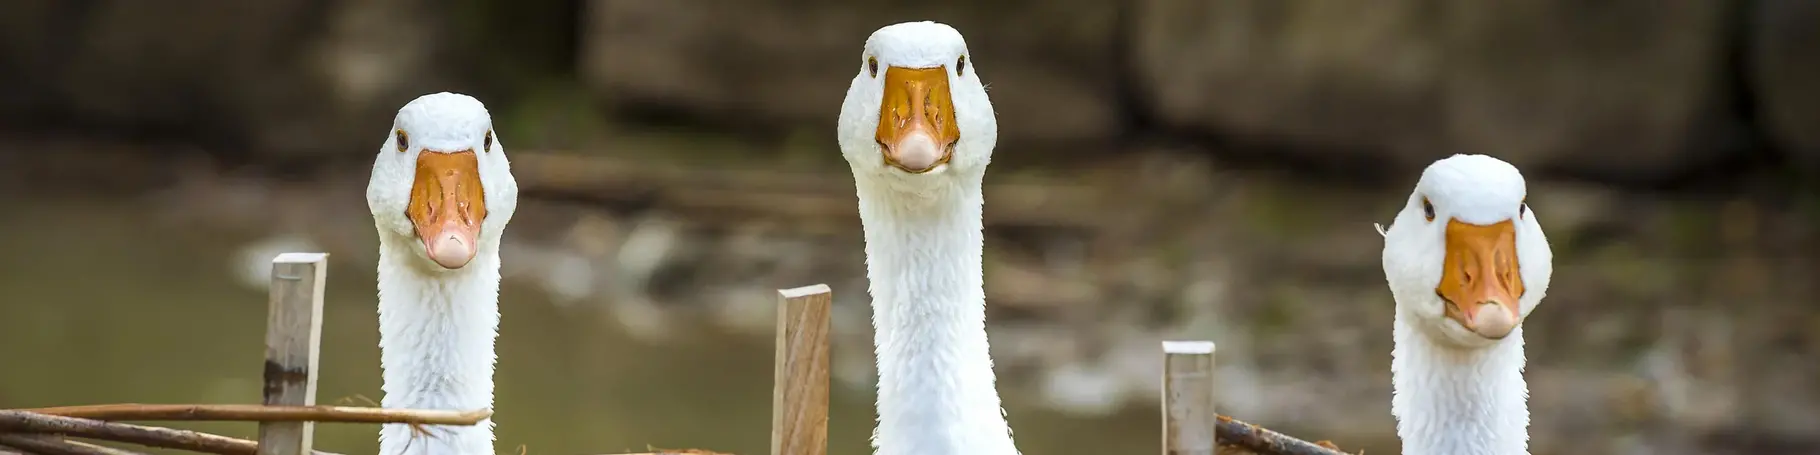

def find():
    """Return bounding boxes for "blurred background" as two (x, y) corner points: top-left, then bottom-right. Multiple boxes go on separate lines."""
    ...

(2, 1), (1819, 454)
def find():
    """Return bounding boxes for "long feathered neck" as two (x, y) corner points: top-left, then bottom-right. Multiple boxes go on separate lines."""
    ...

(376, 237), (501, 455)
(855, 174), (1019, 455)
(1391, 312), (1530, 455)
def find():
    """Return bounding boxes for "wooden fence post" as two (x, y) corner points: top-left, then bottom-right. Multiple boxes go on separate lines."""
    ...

(258, 253), (328, 455)
(1162, 340), (1217, 455)
(770, 284), (832, 455)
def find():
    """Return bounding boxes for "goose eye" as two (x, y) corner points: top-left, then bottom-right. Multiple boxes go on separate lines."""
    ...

(868, 57), (879, 78)
(956, 55), (967, 74)
(1422, 197), (1436, 222)
(395, 129), (409, 153)
(1519, 200), (1528, 219)
(483, 130), (494, 153)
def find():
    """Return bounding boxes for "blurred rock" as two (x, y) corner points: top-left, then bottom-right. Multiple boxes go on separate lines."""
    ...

(1128, 0), (1737, 179)
(0, 0), (453, 158)
(1444, 0), (1735, 178)
(1750, 0), (1820, 169)
(578, 0), (1124, 148)
(1127, 1), (1444, 167)
(4, 0), (1818, 183)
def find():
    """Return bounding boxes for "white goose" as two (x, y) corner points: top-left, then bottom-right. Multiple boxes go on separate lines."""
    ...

(1378, 154), (1553, 455)
(836, 21), (1019, 455)
(365, 92), (519, 455)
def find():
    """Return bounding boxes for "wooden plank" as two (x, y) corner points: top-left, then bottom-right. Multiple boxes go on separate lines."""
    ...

(769, 284), (832, 455)
(258, 253), (328, 455)
(1162, 340), (1217, 455)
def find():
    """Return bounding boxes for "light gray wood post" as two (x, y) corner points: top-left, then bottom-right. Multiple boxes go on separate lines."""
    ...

(258, 253), (328, 455)
(1162, 340), (1217, 455)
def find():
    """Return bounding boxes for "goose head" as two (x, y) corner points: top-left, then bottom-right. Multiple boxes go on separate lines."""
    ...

(366, 92), (519, 272)
(837, 21), (997, 189)
(1382, 154), (1552, 348)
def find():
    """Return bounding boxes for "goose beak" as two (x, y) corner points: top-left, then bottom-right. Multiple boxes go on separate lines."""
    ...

(875, 66), (960, 174)
(1437, 219), (1525, 339)
(407, 150), (488, 269)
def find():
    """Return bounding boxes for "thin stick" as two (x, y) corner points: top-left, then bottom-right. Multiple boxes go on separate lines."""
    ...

(60, 441), (148, 455)
(260, 252), (328, 455)
(0, 410), (258, 455)
(769, 284), (831, 455)
(1162, 341), (1217, 455)
(600, 453), (735, 455)
(1151, 341), (1352, 455)
(15, 404), (489, 426)
(600, 450), (736, 455)
(0, 434), (148, 455)
(1214, 415), (1352, 455)
(596, 446), (736, 455)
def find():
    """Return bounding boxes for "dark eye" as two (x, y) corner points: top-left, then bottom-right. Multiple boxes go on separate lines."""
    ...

(956, 55), (967, 74)
(1519, 199), (1528, 218)
(868, 57), (879, 78)
(1422, 197), (1436, 222)
(395, 129), (409, 152)
(483, 130), (494, 153)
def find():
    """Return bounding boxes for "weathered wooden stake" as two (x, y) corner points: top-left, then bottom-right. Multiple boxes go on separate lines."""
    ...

(259, 253), (328, 455)
(770, 284), (832, 455)
(1162, 340), (1217, 455)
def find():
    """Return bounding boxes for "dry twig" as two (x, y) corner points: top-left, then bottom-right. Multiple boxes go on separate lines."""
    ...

(600, 445), (735, 453)
(1216, 414), (1354, 455)
(510, 152), (1120, 230)
(0, 410), (257, 455)
(598, 446), (735, 455)
(0, 434), (148, 455)
(16, 404), (489, 426)
(62, 440), (152, 455)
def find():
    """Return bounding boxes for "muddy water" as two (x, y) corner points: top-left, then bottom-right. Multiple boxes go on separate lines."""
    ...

(0, 195), (1157, 455)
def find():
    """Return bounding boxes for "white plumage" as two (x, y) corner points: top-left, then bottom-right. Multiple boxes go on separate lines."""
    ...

(366, 92), (519, 455)
(1380, 154), (1553, 455)
(837, 21), (1020, 455)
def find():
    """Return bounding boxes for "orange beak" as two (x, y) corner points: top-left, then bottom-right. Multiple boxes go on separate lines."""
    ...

(1436, 219), (1525, 339)
(875, 66), (960, 173)
(407, 150), (488, 269)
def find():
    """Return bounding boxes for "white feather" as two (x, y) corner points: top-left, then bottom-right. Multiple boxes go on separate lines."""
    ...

(837, 21), (1020, 455)
(1381, 154), (1553, 455)
(366, 92), (519, 455)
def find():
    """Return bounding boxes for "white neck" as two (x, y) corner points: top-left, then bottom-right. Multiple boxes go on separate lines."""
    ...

(855, 175), (1019, 455)
(376, 239), (500, 455)
(1391, 313), (1530, 455)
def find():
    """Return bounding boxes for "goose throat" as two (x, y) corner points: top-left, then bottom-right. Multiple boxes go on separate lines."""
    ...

(857, 179), (1016, 454)
(1391, 317), (1531, 455)
(375, 244), (501, 455)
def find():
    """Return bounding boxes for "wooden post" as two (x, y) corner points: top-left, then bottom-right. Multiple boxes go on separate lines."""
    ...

(259, 253), (328, 455)
(1162, 341), (1217, 455)
(770, 284), (832, 455)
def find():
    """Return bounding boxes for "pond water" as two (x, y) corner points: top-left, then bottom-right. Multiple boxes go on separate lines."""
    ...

(0, 194), (1159, 454)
